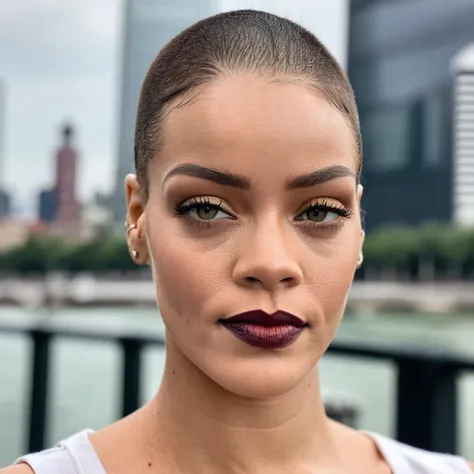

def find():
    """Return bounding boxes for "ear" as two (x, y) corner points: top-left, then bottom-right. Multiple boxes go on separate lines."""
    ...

(356, 184), (365, 267)
(357, 183), (366, 230)
(125, 174), (149, 265)
(356, 184), (364, 205)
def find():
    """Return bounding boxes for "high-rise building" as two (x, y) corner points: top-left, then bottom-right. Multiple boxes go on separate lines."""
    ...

(38, 188), (57, 223)
(112, 0), (350, 225)
(349, 0), (474, 230)
(113, 0), (214, 224)
(0, 79), (9, 219)
(0, 188), (10, 219)
(452, 44), (474, 226)
(0, 79), (4, 183)
(55, 124), (79, 223)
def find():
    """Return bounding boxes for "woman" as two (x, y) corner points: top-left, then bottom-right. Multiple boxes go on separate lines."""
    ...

(3, 9), (473, 474)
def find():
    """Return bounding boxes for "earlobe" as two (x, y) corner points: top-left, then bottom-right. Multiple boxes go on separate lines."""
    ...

(125, 218), (149, 265)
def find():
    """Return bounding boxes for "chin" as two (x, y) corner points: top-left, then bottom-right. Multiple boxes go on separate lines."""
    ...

(164, 318), (328, 400)
(200, 350), (319, 399)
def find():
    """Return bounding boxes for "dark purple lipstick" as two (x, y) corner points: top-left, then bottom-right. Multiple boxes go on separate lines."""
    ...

(220, 310), (307, 349)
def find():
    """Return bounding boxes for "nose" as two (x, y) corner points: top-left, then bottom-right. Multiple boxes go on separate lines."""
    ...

(232, 219), (303, 291)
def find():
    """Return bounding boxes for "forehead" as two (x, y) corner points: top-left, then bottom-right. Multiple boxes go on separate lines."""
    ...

(157, 74), (357, 176)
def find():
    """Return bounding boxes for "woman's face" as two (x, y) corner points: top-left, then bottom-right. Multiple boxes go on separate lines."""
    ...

(128, 74), (363, 398)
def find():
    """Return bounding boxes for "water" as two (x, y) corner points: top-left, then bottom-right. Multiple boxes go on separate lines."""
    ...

(1, 305), (474, 466)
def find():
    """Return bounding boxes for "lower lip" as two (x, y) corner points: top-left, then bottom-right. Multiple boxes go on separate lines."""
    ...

(221, 322), (305, 349)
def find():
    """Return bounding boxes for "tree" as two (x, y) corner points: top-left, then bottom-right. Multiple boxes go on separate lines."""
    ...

(364, 226), (419, 280)
(436, 226), (474, 280)
(3, 235), (67, 275)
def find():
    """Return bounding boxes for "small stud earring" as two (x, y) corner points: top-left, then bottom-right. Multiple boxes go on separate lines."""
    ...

(130, 248), (139, 259)
(357, 252), (364, 268)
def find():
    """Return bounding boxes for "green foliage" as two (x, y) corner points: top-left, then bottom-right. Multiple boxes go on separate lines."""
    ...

(0, 235), (68, 274)
(363, 224), (474, 277)
(3, 225), (474, 277)
(0, 235), (137, 275)
(435, 225), (474, 265)
(364, 226), (419, 268)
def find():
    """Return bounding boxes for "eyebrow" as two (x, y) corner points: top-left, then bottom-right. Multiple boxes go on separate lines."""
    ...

(163, 163), (355, 190)
(286, 164), (355, 190)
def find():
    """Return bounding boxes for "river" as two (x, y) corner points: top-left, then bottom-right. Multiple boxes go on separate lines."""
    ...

(1, 305), (474, 466)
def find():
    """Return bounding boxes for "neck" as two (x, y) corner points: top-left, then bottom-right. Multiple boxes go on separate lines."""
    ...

(142, 340), (340, 474)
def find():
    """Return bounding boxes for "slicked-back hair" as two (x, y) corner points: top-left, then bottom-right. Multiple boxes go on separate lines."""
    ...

(134, 9), (362, 198)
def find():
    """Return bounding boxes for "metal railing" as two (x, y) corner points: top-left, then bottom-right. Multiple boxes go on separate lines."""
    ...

(1, 316), (474, 455)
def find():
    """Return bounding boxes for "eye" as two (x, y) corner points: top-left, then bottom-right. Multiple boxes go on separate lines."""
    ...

(297, 207), (338, 223)
(174, 197), (233, 222)
(188, 203), (230, 221)
(295, 201), (352, 224)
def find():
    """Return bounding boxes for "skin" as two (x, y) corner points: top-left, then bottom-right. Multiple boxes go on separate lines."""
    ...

(3, 74), (473, 474)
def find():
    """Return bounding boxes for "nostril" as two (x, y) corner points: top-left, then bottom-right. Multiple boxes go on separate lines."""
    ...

(244, 276), (294, 285)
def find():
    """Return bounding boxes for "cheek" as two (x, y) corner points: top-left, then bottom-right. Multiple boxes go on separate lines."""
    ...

(305, 235), (358, 322)
(149, 228), (225, 320)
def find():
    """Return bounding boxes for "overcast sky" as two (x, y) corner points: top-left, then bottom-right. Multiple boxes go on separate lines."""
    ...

(0, 0), (348, 216)
(0, 0), (122, 214)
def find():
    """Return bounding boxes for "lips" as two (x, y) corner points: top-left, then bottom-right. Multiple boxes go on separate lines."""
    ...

(220, 310), (307, 349)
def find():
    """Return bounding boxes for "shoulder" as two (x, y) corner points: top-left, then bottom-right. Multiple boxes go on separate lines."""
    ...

(364, 431), (473, 474)
(0, 465), (34, 474)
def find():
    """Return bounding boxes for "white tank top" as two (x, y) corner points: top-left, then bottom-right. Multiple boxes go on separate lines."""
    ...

(14, 429), (472, 474)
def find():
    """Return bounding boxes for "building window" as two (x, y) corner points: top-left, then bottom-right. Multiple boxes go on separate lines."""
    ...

(423, 90), (447, 167)
(362, 105), (410, 171)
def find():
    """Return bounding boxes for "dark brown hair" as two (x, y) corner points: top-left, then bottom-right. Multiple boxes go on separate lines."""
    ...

(134, 9), (361, 198)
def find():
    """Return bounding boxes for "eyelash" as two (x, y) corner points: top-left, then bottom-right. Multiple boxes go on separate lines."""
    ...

(174, 197), (227, 230)
(296, 200), (353, 222)
(174, 196), (353, 230)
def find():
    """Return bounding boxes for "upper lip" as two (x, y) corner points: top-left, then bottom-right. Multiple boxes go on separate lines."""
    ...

(221, 310), (306, 327)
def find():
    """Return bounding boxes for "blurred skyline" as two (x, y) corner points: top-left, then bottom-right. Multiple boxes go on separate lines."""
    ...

(0, 0), (121, 216)
(0, 0), (348, 217)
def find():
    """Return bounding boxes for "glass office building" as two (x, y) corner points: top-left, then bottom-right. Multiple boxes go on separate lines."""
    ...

(113, 0), (474, 229)
(349, 0), (474, 229)
(113, 0), (215, 223)
(112, 0), (349, 225)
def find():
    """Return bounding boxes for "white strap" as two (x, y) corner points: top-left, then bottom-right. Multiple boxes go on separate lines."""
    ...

(59, 429), (106, 474)
(15, 429), (105, 474)
(366, 432), (471, 474)
(16, 445), (78, 474)
(363, 431), (410, 473)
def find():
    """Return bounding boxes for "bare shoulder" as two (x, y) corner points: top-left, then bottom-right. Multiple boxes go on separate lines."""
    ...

(468, 461), (474, 473)
(0, 465), (34, 474)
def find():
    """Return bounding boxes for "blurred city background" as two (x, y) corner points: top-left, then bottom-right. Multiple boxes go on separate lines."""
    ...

(1, 0), (474, 466)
